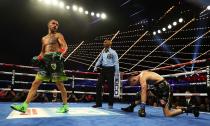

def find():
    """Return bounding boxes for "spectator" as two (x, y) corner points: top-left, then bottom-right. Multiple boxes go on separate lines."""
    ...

(0, 85), (16, 102)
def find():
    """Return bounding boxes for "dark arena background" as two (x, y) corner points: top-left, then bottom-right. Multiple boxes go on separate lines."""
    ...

(0, 0), (210, 126)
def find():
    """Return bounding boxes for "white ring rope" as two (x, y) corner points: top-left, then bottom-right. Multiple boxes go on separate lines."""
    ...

(0, 88), (207, 96)
(0, 80), (98, 88)
(0, 63), (207, 79)
(0, 71), (98, 81)
(161, 70), (207, 77)
(122, 82), (207, 88)
(0, 70), (207, 84)
(173, 93), (208, 96)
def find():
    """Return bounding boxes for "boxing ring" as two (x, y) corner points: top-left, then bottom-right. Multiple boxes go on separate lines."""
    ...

(1, 102), (210, 126)
(0, 58), (210, 126)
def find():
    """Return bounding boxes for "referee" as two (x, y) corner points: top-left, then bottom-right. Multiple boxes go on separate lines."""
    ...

(92, 40), (119, 109)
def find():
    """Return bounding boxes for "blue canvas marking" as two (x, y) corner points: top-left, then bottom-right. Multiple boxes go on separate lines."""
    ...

(1, 102), (210, 126)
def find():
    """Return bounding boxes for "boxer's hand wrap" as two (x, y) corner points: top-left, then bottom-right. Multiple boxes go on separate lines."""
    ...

(59, 48), (65, 53)
(37, 55), (43, 61)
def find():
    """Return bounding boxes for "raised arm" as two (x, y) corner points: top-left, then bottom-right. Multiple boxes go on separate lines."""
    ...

(58, 33), (68, 54)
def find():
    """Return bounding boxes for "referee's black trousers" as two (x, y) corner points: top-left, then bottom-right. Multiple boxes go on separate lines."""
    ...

(95, 66), (115, 106)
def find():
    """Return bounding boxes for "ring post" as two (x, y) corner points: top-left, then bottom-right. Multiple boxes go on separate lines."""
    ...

(12, 70), (15, 86)
(114, 73), (121, 98)
(72, 75), (75, 94)
(206, 58), (210, 97)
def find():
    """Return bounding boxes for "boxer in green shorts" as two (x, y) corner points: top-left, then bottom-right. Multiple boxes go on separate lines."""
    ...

(34, 52), (68, 82)
(11, 19), (69, 113)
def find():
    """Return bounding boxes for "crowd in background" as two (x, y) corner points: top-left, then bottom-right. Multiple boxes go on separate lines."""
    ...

(0, 86), (95, 103)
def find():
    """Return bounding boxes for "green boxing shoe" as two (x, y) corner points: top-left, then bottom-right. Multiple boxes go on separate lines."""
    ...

(56, 104), (69, 113)
(10, 102), (28, 113)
